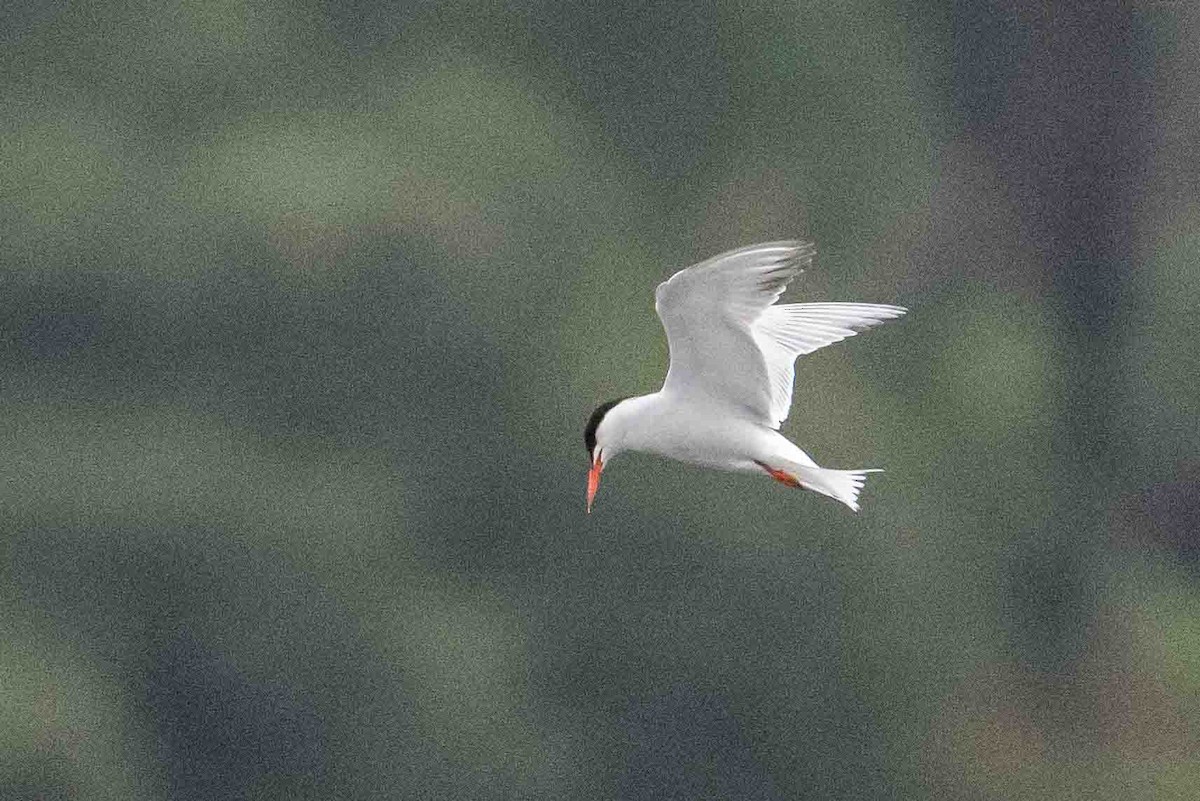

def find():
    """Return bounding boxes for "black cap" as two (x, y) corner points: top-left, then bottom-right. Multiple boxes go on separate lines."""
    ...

(584, 398), (627, 458)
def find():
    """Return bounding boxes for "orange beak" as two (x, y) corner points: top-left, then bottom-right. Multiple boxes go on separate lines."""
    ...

(586, 456), (604, 514)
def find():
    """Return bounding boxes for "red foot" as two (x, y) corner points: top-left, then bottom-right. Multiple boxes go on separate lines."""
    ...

(754, 460), (802, 488)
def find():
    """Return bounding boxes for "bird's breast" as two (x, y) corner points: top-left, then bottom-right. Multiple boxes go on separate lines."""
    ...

(624, 399), (780, 473)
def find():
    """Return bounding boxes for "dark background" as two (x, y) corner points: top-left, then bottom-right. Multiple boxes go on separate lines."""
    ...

(3, 1), (1199, 798)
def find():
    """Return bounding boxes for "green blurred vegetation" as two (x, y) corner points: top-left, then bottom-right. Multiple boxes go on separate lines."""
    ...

(2, 0), (1199, 798)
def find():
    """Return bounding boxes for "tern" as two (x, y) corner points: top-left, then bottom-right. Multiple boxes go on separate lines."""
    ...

(584, 241), (905, 513)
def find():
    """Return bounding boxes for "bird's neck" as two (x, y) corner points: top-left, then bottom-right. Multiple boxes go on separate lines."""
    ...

(604, 392), (671, 453)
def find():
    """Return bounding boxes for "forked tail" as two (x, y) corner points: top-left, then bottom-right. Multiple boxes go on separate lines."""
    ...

(758, 460), (881, 512)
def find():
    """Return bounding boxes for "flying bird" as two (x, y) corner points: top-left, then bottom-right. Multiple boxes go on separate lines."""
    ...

(584, 241), (905, 513)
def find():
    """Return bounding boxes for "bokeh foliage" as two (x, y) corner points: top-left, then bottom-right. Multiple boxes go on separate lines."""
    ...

(3, 0), (1199, 798)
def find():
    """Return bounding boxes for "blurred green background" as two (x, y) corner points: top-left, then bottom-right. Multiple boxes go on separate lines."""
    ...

(3, 0), (1199, 798)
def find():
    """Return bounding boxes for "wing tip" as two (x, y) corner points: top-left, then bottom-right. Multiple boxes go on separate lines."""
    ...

(708, 240), (815, 265)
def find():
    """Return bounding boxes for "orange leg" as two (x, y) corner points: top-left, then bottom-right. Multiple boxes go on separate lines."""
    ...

(754, 460), (802, 488)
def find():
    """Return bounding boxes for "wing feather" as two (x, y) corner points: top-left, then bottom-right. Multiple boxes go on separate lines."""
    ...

(753, 302), (907, 427)
(654, 241), (905, 428)
(656, 242), (812, 421)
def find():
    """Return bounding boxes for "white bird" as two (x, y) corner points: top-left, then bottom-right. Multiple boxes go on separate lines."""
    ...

(585, 241), (905, 513)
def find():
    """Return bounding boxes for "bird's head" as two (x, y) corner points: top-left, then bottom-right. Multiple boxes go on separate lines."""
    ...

(584, 397), (629, 513)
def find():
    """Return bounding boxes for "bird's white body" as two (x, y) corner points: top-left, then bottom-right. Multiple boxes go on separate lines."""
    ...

(599, 393), (814, 473)
(586, 241), (904, 513)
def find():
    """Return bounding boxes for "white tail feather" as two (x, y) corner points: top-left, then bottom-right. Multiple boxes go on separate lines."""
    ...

(790, 465), (882, 512)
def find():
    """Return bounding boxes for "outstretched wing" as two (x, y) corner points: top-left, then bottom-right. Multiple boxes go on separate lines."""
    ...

(655, 241), (905, 429)
(753, 301), (906, 427)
